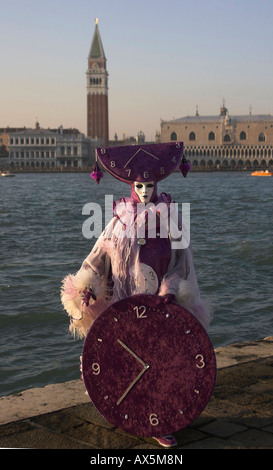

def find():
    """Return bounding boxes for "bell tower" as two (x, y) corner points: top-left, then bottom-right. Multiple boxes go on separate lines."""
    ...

(86, 19), (109, 147)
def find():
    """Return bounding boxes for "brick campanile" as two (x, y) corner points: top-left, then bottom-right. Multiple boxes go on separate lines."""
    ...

(86, 19), (109, 147)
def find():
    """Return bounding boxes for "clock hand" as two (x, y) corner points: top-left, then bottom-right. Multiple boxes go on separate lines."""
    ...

(117, 339), (147, 367)
(116, 364), (149, 406)
(116, 339), (149, 406)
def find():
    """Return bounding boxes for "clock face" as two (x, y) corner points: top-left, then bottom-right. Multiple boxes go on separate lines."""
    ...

(129, 263), (159, 294)
(96, 142), (183, 183)
(82, 294), (216, 437)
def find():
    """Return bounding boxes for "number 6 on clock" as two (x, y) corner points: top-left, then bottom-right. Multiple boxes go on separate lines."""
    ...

(149, 413), (159, 426)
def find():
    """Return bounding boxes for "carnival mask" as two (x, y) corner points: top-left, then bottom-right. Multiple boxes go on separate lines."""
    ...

(134, 181), (155, 203)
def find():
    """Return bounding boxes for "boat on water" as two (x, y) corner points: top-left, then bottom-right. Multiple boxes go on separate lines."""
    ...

(251, 170), (273, 176)
(1, 171), (15, 177)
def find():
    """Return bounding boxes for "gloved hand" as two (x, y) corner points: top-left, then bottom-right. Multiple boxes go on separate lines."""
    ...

(161, 294), (176, 304)
(82, 287), (96, 307)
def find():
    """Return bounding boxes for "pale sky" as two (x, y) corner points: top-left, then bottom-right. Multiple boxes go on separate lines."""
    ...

(1, 0), (273, 141)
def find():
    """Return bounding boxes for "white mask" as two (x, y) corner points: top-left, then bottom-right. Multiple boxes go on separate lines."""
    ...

(134, 181), (155, 203)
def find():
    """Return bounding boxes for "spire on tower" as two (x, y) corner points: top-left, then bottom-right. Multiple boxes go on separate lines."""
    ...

(220, 98), (228, 116)
(88, 18), (106, 59)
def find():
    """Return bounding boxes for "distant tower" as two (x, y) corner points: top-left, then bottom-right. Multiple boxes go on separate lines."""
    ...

(86, 19), (109, 147)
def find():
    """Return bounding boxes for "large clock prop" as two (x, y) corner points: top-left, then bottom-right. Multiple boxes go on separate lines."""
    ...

(82, 294), (216, 437)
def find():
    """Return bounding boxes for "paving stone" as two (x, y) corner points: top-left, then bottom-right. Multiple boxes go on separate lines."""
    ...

(70, 402), (114, 428)
(63, 422), (141, 449)
(203, 395), (247, 418)
(233, 411), (273, 429)
(247, 381), (273, 396)
(0, 420), (34, 437)
(262, 424), (273, 434)
(182, 437), (229, 449)
(227, 429), (273, 448)
(199, 420), (247, 438)
(29, 409), (86, 432)
(217, 358), (273, 388)
(189, 415), (216, 428)
(129, 442), (163, 449)
(175, 427), (207, 446)
(212, 386), (273, 415)
(0, 427), (90, 449)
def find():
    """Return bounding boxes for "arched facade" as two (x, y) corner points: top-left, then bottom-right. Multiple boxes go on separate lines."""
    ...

(160, 106), (273, 169)
(183, 145), (273, 169)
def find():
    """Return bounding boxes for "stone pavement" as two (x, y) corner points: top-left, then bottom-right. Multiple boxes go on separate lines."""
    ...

(1, 337), (273, 449)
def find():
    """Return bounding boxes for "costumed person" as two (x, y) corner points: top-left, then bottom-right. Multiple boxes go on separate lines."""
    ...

(61, 142), (211, 448)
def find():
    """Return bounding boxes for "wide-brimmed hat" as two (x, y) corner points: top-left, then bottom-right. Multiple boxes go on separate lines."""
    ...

(91, 141), (191, 184)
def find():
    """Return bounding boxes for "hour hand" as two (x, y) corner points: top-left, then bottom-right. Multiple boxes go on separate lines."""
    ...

(117, 339), (147, 367)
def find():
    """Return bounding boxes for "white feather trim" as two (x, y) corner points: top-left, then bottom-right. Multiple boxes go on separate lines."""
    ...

(176, 278), (198, 306)
(60, 268), (105, 320)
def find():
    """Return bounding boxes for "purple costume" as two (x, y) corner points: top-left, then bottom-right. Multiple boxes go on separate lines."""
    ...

(61, 142), (210, 339)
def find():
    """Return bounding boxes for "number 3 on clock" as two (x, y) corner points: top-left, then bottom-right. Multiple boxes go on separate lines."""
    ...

(195, 354), (205, 369)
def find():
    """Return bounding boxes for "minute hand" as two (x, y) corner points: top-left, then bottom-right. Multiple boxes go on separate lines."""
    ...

(116, 366), (149, 405)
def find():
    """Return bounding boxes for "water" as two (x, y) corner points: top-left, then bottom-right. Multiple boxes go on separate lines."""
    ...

(0, 171), (272, 396)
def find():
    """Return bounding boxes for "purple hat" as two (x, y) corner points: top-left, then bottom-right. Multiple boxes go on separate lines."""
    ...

(92, 141), (186, 184)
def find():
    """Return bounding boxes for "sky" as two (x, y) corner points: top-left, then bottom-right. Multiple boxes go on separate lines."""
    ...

(1, 0), (273, 141)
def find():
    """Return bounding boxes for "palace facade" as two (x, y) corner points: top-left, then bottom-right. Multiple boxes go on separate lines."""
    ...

(160, 104), (273, 169)
(6, 122), (96, 170)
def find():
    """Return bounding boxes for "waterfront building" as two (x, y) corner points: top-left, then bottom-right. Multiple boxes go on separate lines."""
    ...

(0, 127), (25, 168)
(109, 130), (147, 147)
(86, 19), (109, 147)
(56, 126), (96, 169)
(160, 103), (273, 169)
(8, 122), (96, 169)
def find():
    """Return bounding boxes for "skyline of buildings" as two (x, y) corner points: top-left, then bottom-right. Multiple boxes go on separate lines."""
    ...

(1, 19), (273, 170)
(2, 1), (273, 141)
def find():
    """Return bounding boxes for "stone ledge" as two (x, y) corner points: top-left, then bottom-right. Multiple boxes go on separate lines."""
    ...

(1, 336), (272, 427)
(215, 336), (273, 368)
